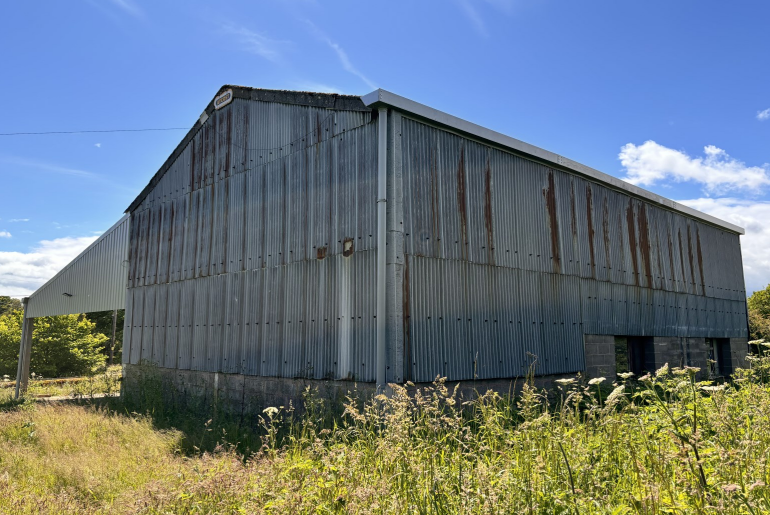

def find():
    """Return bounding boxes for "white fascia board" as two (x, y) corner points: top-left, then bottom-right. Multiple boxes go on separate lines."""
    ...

(362, 89), (745, 235)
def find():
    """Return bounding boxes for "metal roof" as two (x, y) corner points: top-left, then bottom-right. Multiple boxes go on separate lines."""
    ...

(362, 89), (744, 235)
(125, 85), (744, 235)
(26, 214), (130, 318)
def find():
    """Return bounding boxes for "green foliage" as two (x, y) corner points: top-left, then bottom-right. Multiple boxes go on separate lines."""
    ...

(0, 312), (107, 378)
(85, 309), (124, 362)
(749, 284), (770, 318)
(748, 285), (770, 341)
(0, 296), (22, 317)
(5, 362), (770, 512)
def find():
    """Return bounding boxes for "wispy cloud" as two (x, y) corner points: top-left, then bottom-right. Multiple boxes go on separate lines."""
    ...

(8, 219), (29, 223)
(0, 232), (10, 239)
(758, 108), (770, 121)
(2, 156), (96, 179)
(0, 235), (99, 297)
(454, 0), (520, 37)
(619, 141), (770, 195)
(221, 23), (290, 63)
(94, 143), (102, 148)
(108, 0), (142, 17)
(456, 0), (488, 37)
(305, 21), (377, 90)
(84, 0), (144, 21)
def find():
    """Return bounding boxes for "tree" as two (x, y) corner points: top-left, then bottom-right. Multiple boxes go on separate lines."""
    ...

(86, 309), (125, 363)
(749, 285), (770, 341)
(0, 296), (22, 317)
(0, 312), (107, 378)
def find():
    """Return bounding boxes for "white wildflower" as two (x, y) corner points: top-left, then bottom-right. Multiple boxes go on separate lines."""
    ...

(588, 377), (606, 385)
(606, 385), (625, 403)
(655, 363), (669, 377)
(555, 378), (576, 386)
(701, 384), (728, 392)
(262, 407), (279, 416)
(617, 372), (634, 379)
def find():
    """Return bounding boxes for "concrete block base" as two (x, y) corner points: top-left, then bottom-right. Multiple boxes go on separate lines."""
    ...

(122, 364), (582, 418)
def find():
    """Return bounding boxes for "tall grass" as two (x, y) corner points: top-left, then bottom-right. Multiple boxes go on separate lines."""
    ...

(2, 359), (770, 513)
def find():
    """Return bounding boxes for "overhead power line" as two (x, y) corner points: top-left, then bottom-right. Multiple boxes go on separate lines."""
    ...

(0, 127), (190, 136)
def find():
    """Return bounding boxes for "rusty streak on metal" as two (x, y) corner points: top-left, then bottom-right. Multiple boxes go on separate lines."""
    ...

(224, 108), (232, 178)
(686, 225), (696, 293)
(638, 204), (652, 288)
(569, 179), (578, 241)
(678, 229), (687, 292)
(430, 146), (440, 256)
(667, 228), (676, 289)
(483, 157), (495, 266)
(585, 185), (597, 278)
(457, 145), (468, 260)
(543, 171), (561, 273)
(316, 246), (327, 260)
(602, 196), (611, 273)
(696, 227), (705, 294)
(626, 200), (640, 286)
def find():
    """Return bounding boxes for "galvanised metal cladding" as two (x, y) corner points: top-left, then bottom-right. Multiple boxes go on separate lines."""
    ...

(26, 215), (130, 318)
(123, 96), (379, 382)
(399, 116), (747, 382)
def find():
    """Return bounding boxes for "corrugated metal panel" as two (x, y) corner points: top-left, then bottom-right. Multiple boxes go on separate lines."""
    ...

(27, 215), (129, 318)
(396, 116), (746, 380)
(123, 97), (378, 381)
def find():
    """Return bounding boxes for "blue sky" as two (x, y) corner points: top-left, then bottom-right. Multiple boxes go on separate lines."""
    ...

(1, 0), (769, 296)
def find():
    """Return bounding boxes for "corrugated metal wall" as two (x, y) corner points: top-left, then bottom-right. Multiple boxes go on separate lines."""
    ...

(123, 98), (379, 381)
(399, 116), (747, 381)
(27, 215), (130, 317)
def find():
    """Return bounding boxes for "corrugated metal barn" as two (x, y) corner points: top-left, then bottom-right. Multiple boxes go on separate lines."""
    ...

(119, 85), (748, 393)
(15, 85), (749, 403)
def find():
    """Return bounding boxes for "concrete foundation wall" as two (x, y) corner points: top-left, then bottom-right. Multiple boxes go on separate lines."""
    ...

(728, 337), (749, 372)
(584, 335), (616, 379)
(122, 363), (579, 418)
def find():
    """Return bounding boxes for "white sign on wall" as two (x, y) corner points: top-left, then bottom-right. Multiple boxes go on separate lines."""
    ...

(214, 89), (233, 110)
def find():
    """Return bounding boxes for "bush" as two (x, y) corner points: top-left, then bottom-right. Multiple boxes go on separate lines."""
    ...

(0, 312), (107, 378)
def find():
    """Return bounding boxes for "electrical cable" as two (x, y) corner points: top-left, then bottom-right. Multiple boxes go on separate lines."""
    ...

(0, 128), (190, 136)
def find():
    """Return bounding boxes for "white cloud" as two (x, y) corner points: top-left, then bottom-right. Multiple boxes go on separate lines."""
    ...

(304, 21), (377, 90)
(0, 236), (99, 297)
(679, 197), (770, 295)
(94, 143), (102, 148)
(7, 219), (28, 223)
(222, 23), (289, 62)
(758, 108), (770, 121)
(0, 232), (10, 239)
(619, 141), (770, 194)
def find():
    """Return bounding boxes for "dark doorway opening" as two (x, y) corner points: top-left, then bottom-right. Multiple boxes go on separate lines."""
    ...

(706, 338), (731, 377)
(615, 336), (655, 376)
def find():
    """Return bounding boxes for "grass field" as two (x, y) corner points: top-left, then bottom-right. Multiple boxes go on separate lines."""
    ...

(2, 360), (770, 514)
